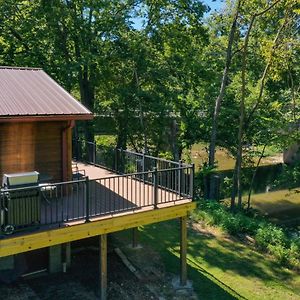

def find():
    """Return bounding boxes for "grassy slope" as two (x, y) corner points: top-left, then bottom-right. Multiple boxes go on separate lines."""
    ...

(115, 220), (300, 300)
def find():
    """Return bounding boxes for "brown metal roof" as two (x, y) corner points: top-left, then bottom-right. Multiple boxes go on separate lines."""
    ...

(0, 67), (93, 121)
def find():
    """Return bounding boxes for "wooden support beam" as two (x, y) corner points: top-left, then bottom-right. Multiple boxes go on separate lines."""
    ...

(99, 234), (107, 300)
(65, 242), (71, 268)
(132, 227), (138, 248)
(49, 244), (62, 274)
(0, 202), (196, 258)
(180, 216), (187, 286)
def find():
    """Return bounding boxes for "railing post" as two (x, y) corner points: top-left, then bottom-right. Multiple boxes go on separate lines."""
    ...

(77, 139), (80, 160)
(190, 163), (195, 199)
(114, 147), (118, 173)
(79, 139), (83, 160)
(178, 160), (182, 197)
(142, 151), (145, 183)
(153, 167), (158, 209)
(85, 176), (90, 223)
(93, 141), (97, 164)
(120, 148), (124, 174)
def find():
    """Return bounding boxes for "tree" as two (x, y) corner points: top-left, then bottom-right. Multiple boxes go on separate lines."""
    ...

(231, 0), (299, 208)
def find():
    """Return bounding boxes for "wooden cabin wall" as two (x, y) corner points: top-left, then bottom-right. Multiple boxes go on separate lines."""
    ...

(0, 121), (72, 183)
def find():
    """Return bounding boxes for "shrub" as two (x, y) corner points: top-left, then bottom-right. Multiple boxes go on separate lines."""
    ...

(255, 224), (287, 250)
(267, 244), (288, 264)
(286, 241), (300, 270)
(194, 200), (259, 235)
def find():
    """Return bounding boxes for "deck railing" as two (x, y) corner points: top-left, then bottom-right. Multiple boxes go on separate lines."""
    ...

(0, 141), (194, 235)
(72, 138), (192, 173)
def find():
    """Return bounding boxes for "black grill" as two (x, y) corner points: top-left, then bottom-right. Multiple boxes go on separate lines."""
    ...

(1, 172), (40, 234)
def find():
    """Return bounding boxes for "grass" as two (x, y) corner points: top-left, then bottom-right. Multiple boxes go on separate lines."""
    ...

(114, 220), (300, 300)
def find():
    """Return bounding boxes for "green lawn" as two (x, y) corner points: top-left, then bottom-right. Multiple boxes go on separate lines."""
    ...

(114, 220), (300, 300)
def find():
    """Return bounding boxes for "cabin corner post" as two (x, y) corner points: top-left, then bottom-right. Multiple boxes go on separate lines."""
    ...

(180, 215), (187, 286)
(99, 234), (107, 300)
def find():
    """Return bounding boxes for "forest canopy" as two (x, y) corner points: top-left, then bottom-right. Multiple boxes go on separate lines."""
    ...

(0, 0), (299, 205)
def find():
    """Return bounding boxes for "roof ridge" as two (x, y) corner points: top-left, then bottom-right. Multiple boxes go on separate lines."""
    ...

(0, 66), (42, 71)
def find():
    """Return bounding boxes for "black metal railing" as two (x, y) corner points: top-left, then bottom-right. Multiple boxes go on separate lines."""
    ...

(0, 166), (193, 234)
(72, 138), (192, 174)
(72, 138), (115, 171)
(0, 140), (194, 235)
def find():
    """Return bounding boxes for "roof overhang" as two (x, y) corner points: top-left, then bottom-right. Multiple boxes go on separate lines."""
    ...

(0, 114), (94, 123)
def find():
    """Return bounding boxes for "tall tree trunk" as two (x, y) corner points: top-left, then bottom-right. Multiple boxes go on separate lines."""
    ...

(208, 0), (241, 168)
(233, 0), (282, 208)
(236, 15), (255, 209)
(171, 119), (180, 161)
(208, 0), (241, 199)
(134, 69), (148, 153)
(247, 144), (266, 209)
(78, 64), (95, 142)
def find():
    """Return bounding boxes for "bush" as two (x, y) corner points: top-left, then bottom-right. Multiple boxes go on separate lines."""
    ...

(255, 224), (287, 250)
(287, 241), (300, 270)
(267, 244), (288, 264)
(194, 200), (259, 235)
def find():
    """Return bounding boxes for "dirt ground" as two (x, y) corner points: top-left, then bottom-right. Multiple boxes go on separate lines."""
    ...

(0, 235), (195, 300)
(0, 238), (156, 300)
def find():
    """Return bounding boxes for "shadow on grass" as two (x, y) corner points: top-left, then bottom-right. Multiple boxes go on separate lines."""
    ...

(134, 219), (295, 299)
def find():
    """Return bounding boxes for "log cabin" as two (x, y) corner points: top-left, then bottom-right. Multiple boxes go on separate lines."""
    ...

(0, 66), (92, 182)
(0, 67), (195, 299)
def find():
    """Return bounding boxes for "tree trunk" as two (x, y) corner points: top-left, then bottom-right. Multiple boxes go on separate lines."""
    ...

(208, 0), (241, 199)
(78, 64), (95, 142)
(208, 0), (241, 168)
(236, 15), (255, 209)
(234, 0), (282, 208)
(247, 145), (266, 209)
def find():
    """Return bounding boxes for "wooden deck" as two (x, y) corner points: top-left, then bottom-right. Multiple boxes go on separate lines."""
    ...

(76, 162), (116, 179)
(39, 162), (191, 225)
(0, 163), (195, 251)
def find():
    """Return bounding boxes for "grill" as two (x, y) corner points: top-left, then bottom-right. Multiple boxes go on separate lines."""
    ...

(1, 171), (40, 234)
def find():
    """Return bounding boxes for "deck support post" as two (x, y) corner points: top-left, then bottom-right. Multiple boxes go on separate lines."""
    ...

(99, 234), (107, 300)
(132, 227), (138, 248)
(61, 242), (71, 272)
(180, 215), (187, 286)
(49, 244), (62, 274)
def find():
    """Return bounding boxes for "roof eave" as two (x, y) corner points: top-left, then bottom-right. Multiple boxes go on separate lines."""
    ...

(0, 114), (94, 123)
